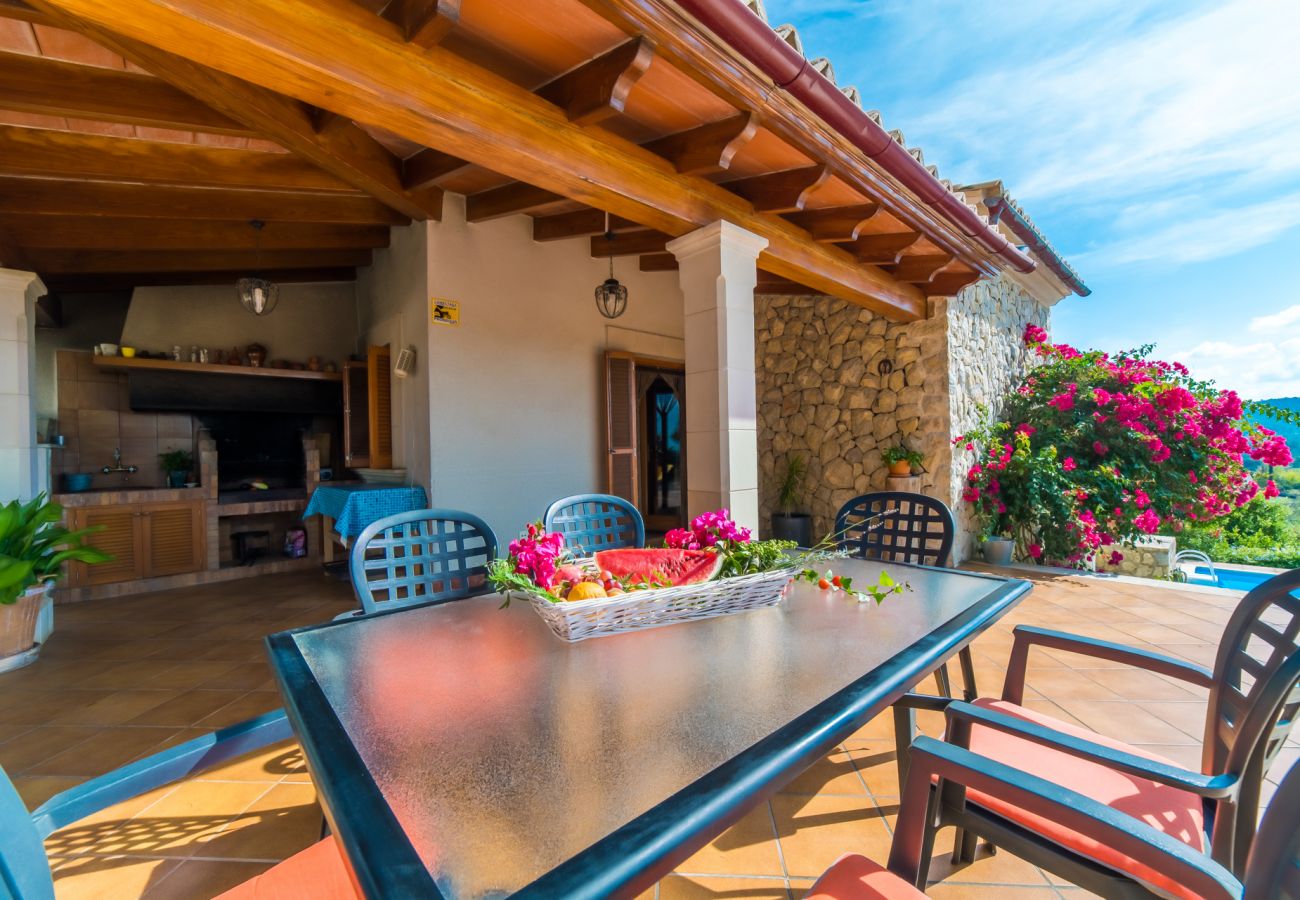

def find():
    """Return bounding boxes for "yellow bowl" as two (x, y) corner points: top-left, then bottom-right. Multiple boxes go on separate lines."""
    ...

(120, 347), (137, 358)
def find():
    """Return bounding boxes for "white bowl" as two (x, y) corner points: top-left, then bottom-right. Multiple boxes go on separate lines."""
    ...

(99, 343), (119, 357)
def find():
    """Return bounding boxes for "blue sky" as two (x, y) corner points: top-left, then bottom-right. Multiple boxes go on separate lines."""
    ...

(760, 0), (1300, 400)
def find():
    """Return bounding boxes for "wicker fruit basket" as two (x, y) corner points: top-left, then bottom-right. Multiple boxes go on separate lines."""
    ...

(514, 558), (799, 642)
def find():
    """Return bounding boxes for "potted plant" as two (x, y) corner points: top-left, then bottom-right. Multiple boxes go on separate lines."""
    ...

(159, 448), (195, 488)
(881, 445), (923, 477)
(770, 454), (813, 546)
(0, 494), (111, 672)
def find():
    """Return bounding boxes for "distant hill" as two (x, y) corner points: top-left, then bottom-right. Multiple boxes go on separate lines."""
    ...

(1252, 397), (1300, 463)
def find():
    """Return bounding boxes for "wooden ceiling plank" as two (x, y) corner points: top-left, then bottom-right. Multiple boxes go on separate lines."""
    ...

(536, 37), (654, 126)
(784, 203), (881, 243)
(465, 183), (564, 222)
(33, 0), (924, 318)
(43, 267), (358, 290)
(0, 125), (358, 191)
(0, 51), (254, 136)
(842, 232), (922, 265)
(383, 0), (461, 49)
(643, 112), (758, 175)
(0, 177), (409, 225)
(887, 253), (955, 284)
(721, 165), (832, 214)
(8, 216), (391, 251)
(0, 221), (32, 270)
(0, 0), (56, 25)
(27, 247), (374, 274)
(401, 146), (469, 190)
(532, 208), (638, 241)
(31, 8), (442, 220)
(589, 229), (671, 257)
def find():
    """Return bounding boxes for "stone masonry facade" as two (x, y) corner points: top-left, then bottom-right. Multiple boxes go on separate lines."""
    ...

(755, 272), (1049, 562)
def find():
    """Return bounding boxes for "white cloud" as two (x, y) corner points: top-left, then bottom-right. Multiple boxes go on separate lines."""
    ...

(1176, 335), (1300, 400)
(1249, 305), (1300, 334)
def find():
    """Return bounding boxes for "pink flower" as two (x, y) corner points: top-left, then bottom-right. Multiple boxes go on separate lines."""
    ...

(1132, 489), (1151, 508)
(1061, 457), (1076, 472)
(1023, 323), (1048, 345)
(1265, 479), (1280, 499)
(1093, 441), (1108, 456)
(1133, 509), (1161, 534)
(1108, 551), (1124, 566)
(1014, 423), (1036, 437)
(962, 486), (980, 502)
(1047, 392), (1075, 412)
(1027, 543), (1043, 559)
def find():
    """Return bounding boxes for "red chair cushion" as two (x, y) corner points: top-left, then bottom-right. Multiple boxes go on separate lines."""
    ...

(963, 698), (1205, 900)
(217, 837), (359, 900)
(805, 853), (926, 899)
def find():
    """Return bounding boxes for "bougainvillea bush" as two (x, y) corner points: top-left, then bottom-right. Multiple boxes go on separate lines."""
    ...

(958, 324), (1293, 567)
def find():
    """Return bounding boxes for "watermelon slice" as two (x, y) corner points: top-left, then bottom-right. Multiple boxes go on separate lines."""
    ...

(593, 547), (723, 586)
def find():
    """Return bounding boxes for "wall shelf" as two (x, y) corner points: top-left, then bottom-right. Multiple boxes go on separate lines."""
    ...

(94, 355), (343, 382)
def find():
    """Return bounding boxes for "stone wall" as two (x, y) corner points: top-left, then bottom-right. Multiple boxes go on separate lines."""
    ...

(1098, 536), (1176, 579)
(755, 294), (948, 540)
(755, 272), (1050, 560)
(944, 274), (1050, 561)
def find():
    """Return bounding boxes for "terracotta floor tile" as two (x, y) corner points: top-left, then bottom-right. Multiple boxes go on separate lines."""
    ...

(140, 661), (245, 691)
(13, 774), (84, 809)
(843, 741), (902, 799)
(141, 859), (275, 899)
(677, 803), (785, 877)
(48, 690), (180, 728)
(782, 748), (870, 796)
(196, 782), (321, 861)
(659, 875), (790, 900)
(1135, 701), (1209, 741)
(28, 727), (184, 777)
(124, 690), (248, 727)
(1048, 700), (1198, 745)
(1080, 667), (1204, 701)
(194, 740), (301, 783)
(193, 692), (280, 730)
(51, 854), (181, 900)
(1018, 668), (1125, 702)
(920, 827), (1051, 886)
(925, 885), (1059, 899)
(0, 726), (100, 773)
(770, 794), (892, 879)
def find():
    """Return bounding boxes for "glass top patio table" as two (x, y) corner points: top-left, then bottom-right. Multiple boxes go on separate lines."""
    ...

(266, 558), (1030, 899)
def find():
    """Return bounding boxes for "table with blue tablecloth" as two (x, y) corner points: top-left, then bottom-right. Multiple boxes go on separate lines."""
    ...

(303, 484), (427, 562)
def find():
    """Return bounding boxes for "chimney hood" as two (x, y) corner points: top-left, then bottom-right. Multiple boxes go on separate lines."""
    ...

(127, 369), (342, 415)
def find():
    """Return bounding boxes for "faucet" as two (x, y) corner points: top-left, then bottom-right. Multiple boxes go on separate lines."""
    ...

(101, 447), (139, 481)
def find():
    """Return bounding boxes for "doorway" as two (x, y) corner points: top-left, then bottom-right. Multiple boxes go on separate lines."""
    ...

(604, 352), (687, 534)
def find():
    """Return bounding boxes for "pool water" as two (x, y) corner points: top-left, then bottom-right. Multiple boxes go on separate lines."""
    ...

(1189, 565), (1272, 592)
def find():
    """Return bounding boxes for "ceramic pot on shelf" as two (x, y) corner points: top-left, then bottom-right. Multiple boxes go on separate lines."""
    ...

(245, 343), (267, 367)
(981, 537), (1015, 566)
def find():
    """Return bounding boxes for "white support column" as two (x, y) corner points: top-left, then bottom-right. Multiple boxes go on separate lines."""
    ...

(666, 221), (767, 533)
(0, 269), (42, 502)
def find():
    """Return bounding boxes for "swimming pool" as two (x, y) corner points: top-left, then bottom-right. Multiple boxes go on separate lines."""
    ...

(1188, 565), (1273, 592)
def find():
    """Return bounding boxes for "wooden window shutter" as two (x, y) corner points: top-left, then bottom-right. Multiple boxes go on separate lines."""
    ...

(367, 344), (393, 469)
(141, 502), (205, 577)
(605, 351), (639, 505)
(71, 506), (142, 586)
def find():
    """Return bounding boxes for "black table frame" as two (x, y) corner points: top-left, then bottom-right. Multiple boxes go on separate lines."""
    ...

(266, 564), (1031, 899)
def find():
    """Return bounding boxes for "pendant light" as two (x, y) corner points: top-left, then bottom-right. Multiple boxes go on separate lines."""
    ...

(594, 212), (628, 319)
(236, 220), (280, 316)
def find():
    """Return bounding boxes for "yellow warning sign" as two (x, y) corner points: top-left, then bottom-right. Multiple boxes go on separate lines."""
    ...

(431, 298), (460, 326)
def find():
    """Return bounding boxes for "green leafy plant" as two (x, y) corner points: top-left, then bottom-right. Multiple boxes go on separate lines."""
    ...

(158, 449), (194, 474)
(0, 494), (112, 604)
(881, 445), (924, 467)
(777, 454), (806, 514)
(793, 566), (910, 604)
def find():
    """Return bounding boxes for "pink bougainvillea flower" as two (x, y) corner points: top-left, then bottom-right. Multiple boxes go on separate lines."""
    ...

(1108, 551), (1124, 566)
(1023, 323), (1048, 345)
(1093, 441), (1108, 456)
(1132, 489), (1151, 508)
(1027, 543), (1043, 559)
(1133, 509), (1161, 534)
(1265, 479), (1280, 499)
(1061, 457), (1077, 472)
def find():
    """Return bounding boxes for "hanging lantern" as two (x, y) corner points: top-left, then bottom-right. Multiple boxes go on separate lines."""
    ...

(594, 213), (628, 319)
(236, 220), (280, 316)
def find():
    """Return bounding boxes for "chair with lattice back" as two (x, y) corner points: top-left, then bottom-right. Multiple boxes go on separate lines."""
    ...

(833, 491), (956, 567)
(543, 493), (645, 556)
(348, 508), (498, 616)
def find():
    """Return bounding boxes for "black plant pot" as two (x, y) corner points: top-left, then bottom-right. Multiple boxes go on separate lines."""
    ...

(770, 512), (813, 547)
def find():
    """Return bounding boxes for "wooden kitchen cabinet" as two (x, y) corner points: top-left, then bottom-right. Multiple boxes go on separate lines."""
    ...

(343, 343), (393, 469)
(69, 499), (206, 585)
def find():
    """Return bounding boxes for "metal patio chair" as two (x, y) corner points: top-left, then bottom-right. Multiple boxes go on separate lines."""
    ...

(1, 710), (360, 899)
(543, 493), (645, 556)
(835, 491), (969, 699)
(347, 508), (498, 616)
(893, 566), (1300, 893)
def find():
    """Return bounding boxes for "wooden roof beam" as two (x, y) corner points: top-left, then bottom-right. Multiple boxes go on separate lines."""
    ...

(382, 0), (461, 48)
(842, 232), (922, 265)
(590, 229), (670, 257)
(532, 208), (638, 242)
(7, 216), (391, 251)
(43, 267), (358, 291)
(0, 50), (254, 136)
(721, 165), (832, 214)
(639, 253), (676, 272)
(536, 37), (653, 126)
(0, 125), (357, 192)
(465, 183), (565, 222)
(0, 177), (408, 225)
(0, 222), (31, 270)
(926, 269), (982, 296)
(29, 9), (442, 220)
(36, 0), (923, 318)
(784, 203), (881, 243)
(643, 113), (759, 175)
(401, 147), (470, 191)
(0, 0), (55, 25)
(27, 247), (374, 274)
(887, 254), (955, 285)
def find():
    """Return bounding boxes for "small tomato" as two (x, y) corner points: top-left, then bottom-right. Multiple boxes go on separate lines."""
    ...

(817, 578), (831, 590)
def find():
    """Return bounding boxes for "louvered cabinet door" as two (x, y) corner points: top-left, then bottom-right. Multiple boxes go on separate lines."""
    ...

(367, 343), (393, 469)
(139, 501), (206, 578)
(70, 506), (144, 586)
(604, 351), (639, 506)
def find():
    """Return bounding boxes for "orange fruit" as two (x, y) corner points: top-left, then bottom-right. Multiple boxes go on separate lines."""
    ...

(566, 581), (608, 601)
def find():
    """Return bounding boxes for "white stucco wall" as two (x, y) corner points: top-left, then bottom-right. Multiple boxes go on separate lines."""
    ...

(357, 196), (684, 544)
